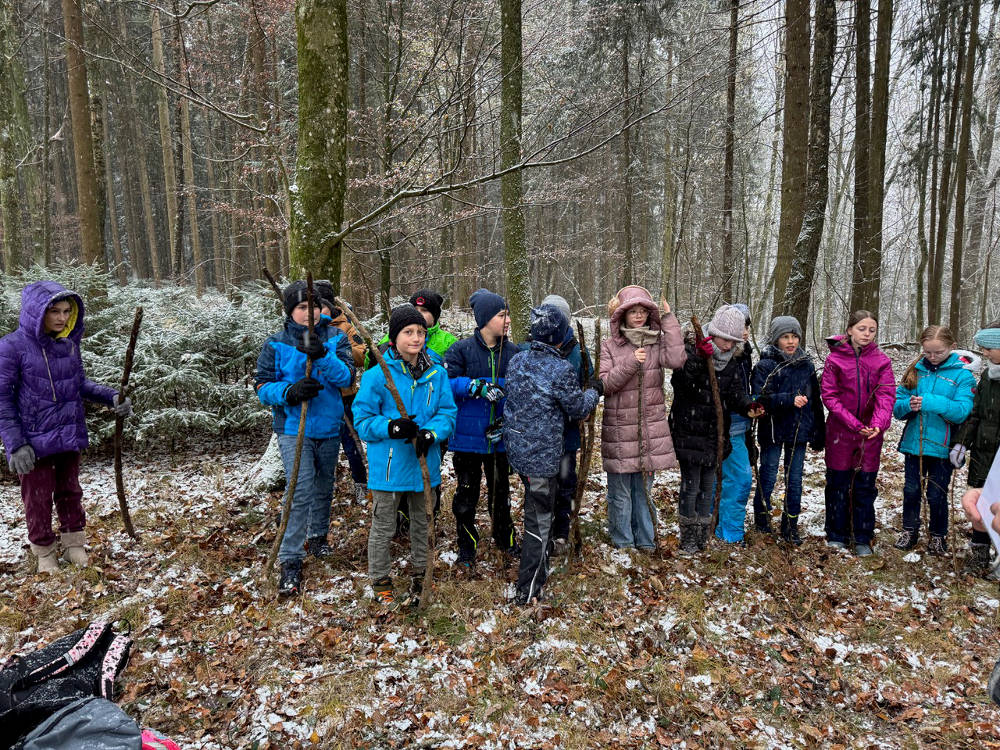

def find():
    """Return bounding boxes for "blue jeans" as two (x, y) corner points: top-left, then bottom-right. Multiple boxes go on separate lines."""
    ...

(606, 472), (655, 549)
(902, 454), (953, 538)
(825, 468), (877, 545)
(276, 433), (341, 563)
(753, 442), (806, 520)
(340, 398), (367, 484)
(717, 421), (754, 542)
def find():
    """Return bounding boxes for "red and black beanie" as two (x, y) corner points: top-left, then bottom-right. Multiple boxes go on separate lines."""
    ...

(409, 289), (443, 325)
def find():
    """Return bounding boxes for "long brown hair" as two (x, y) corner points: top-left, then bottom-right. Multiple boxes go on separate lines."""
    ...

(902, 325), (957, 389)
(846, 309), (877, 330)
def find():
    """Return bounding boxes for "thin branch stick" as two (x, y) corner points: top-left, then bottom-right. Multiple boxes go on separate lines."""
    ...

(571, 319), (601, 560)
(113, 307), (143, 539)
(336, 297), (437, 609)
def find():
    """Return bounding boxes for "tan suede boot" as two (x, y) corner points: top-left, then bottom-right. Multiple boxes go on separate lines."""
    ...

(30, 542), (60, 573)
(60, 531), (89, 566)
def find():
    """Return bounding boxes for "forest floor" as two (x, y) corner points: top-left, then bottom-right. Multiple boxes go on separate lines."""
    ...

(2, 420), (1000, 749)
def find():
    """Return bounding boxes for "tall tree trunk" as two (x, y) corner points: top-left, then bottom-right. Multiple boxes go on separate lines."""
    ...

(62, 0), (103, 265)
(860, 0), (894, 317)
(180, 98), (205, 294)
(721, 0), (738, 301)
(41, 0), (52, 266)
(773, 0), (810, 305)
(0, 0), (33, 270)
(620, 31), (634, 287)
(100, 94), (126, 282)
(660, 56), (675, 303)
(783, 0), (836, 324)
(948, 0), (980, 331)
(152, 9), (179, 280)
(849, 0), (873, 312)
(205, 124), (225, 291)
(290, 0), (348, 285)
(500, 0), (529, 339)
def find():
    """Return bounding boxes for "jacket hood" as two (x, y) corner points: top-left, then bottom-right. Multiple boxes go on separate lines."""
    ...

(19, 280), (84, 343)
(609, 286), (660, 342)
(529, 304), (569, 345)
(825, 334), (881, 358)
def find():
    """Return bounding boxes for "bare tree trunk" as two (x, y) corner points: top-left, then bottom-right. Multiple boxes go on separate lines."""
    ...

(849, 0), (874, 313)
(660, 55), (675, 303)
(100, 94), (126, 282)
(773, 0), (810, 305)
(62, 0), (103, 265)
(620, 31), (634, 287)
(783, 0), (836, 324)
(152, 9), (179, 280)
(948, 0), (980, 331)
(721, 0), (738, 302)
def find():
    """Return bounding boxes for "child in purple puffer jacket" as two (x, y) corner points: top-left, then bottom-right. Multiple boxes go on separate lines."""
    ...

(0, 281), (132, 573)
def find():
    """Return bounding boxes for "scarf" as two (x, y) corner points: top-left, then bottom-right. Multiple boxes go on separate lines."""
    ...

(989, 362), (1000, 381)
(622, 326), (660, 349)
(712, 343), (735, 370)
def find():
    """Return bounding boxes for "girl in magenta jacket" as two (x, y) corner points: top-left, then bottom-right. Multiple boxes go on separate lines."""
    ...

(820, 310), (895, 556)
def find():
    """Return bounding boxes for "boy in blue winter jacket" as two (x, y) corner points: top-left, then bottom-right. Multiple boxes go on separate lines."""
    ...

(751, 316), (825, 545)
(354, 305), (457, 608)
(445, 289), (521, 568)
(255, 281), (355, 596)
(504, 305), (601, 604)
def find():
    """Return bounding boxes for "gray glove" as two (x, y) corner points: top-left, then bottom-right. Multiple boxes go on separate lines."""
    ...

(949, 443), (967, 469)
(112, 394), (133, 418)
(8, 445), (35, 475)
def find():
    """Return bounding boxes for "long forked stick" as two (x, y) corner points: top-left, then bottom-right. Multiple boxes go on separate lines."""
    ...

(113, 307), (143, 539)
(264, 273), (316, 580)
(571, 318), (600, 560)
(336, 296), (438, 608)
(691, 316), (725, 536)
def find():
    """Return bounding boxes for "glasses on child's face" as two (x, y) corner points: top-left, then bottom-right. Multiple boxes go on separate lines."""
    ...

(922, 347), (949, 361)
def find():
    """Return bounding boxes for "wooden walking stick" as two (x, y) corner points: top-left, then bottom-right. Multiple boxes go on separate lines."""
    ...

(264, 273), (316, 580)
(571, 319), (600, 560)
(113, 307), (143, 539)
(336, 297), (438, 608)
(691, 316), (726, 536)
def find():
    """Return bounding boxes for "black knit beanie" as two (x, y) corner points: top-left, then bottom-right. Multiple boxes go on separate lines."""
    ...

(409, 289), (443, 324)
(283, 281), (310, 317)
(388, 304), (428, 345)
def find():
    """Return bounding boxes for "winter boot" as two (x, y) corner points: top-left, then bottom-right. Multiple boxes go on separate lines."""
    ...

(927, 535), (948, 556)
(780, 515), (802, 546)
(307, 535), (333, 559)
(59, 531), (89, 566)
(965, 542), (992, 575)
(278, 560), (302, 597)
(990, 658), (1000, 708)
(30, 542), (60, 574)
(372, 576), (396, 608)
(400, 575), (423, 609)
(854, 543), (874, 557)
(893, 528), (919, 551)
(753, 511), (773, 535)
(678, 516), (699, 555)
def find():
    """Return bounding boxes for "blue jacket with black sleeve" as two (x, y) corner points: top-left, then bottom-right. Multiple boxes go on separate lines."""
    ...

(444, 330), (519, 454)
(255, 319), (354, 438)
(353, 349), (457, 492)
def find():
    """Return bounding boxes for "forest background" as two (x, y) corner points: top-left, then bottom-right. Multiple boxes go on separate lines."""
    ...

(1, 0), (998, 344)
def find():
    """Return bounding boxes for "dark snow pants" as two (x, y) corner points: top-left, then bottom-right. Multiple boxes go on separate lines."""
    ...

(21, 451), (85, 547)
(516, 475), (557, 602)
(902, 454), (953, 538)
(551, 451), (577, 542)
(824, 468), (877, 545)
(452, 451), (513, 560)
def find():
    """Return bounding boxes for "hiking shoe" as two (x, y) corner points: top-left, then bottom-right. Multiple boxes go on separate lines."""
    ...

(927, 535), (948, 556)
(826, 540), (848, 550)
(400, 576), (423, 609)
(990, 658), (1000, 707)
(307, 536), (333, 559)
(893, 529), (919, 551)
(500, 540), (521, 560)
(965, 542), (992, 574)
(372, 576), (396, 607)
(278, 560), (302, 597)
(753, 512), (772, 534)
(854, 543), (874, 557)
(679, 521), (700, 555)
(780, 517), (802, 546)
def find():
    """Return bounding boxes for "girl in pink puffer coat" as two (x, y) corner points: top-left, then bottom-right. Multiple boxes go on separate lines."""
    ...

(600, 286), (686, 549)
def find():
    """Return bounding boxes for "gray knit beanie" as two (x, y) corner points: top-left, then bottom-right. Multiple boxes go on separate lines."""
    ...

(540, 294), (572, 326)
(706, 305), (746, 342)
(767, 315), (803, 346)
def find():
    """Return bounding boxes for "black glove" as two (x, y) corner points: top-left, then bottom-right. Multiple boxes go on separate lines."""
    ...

(297, 333), (327, 362)
(588, 378), (605, 397)
(388, 417), (418, 440)
(414, 429), (435, 457)
(285, 377), (324, 406)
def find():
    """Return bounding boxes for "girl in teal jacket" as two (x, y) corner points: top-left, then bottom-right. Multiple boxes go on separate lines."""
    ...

(353, 305), (457, 607)
(892, 325), (975, 554)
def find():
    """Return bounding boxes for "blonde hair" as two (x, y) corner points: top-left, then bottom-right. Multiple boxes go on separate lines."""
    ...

(902, 325), (957, 390)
